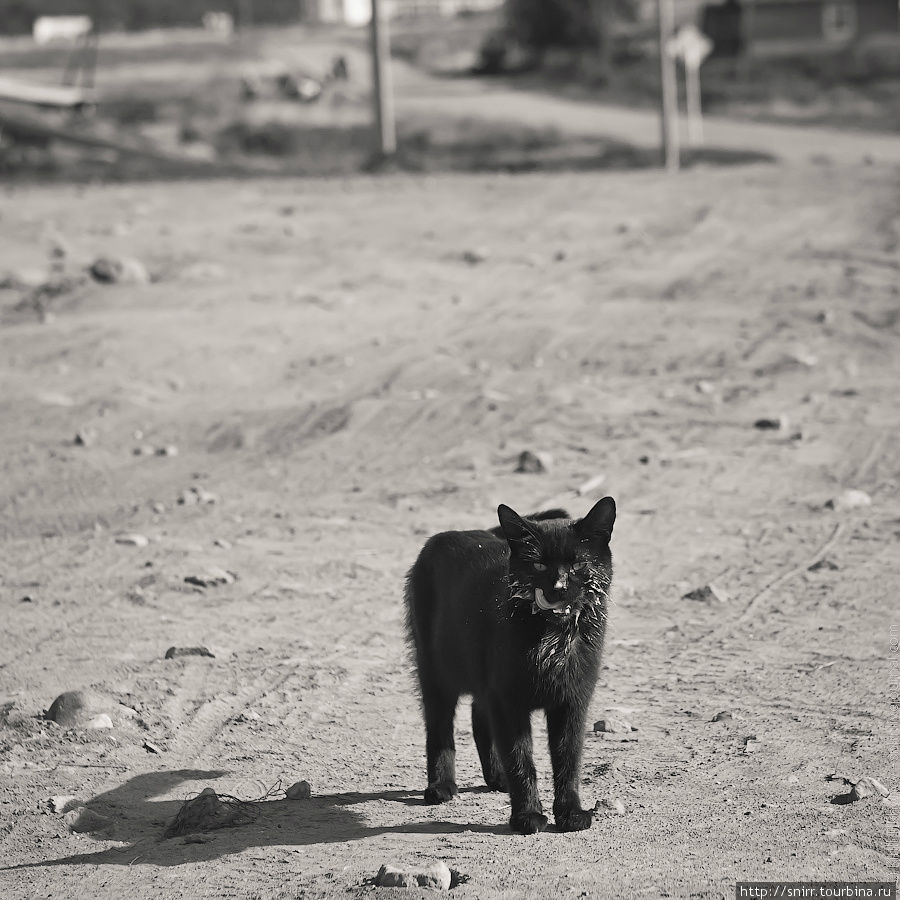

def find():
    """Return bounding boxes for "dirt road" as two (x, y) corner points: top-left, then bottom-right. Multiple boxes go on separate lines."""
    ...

(0, 162), (898, 899)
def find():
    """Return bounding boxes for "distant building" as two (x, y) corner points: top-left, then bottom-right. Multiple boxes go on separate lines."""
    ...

(701, 0), (899, 55)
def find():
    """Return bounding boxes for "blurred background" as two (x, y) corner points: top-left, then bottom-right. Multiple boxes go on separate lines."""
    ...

(1, 0), (898, 179)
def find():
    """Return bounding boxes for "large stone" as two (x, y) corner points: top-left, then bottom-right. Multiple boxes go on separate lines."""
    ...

(376, 861), (451, 891)
(285, 780), (311, 800)
(64, 807), (114, 834)
(46, 690), (110, 728)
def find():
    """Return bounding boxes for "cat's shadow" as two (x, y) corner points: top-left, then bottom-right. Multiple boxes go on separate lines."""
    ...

(3, 770), (510, 872)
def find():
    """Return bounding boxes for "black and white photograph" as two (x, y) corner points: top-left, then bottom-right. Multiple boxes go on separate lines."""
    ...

(0, 0), (898, 897)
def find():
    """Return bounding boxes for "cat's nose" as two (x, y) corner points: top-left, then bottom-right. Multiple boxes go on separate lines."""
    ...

(554, 567), (568, 591)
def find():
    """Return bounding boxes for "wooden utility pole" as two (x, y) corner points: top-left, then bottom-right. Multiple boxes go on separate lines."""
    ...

(656, 0), (679, 171)
(369, 0), (396, 158)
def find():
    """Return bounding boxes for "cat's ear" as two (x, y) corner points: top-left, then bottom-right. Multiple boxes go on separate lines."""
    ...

(574, 496), (616, 544)
(497, 504), (541, 560)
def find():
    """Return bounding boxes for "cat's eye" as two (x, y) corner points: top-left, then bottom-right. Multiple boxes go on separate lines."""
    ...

(533, 562), (548, 572)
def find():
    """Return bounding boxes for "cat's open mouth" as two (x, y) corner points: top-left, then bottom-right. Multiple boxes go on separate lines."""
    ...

(532, 587), (572, 616)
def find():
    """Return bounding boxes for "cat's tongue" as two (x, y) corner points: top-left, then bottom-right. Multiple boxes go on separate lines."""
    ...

(533, 587), (570, 616)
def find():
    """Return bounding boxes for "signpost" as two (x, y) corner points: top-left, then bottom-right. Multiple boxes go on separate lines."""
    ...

(369, 0), (397, 159)
(668, 24), (713, 147)
(656, 0), (679, 171)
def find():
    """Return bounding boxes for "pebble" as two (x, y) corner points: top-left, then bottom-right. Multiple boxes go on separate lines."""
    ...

(376, 861), (451, 891)
(115, 533), (149, 548)
(48, 795), (80, 814)
(73, 429), (97, 447)
(133, 445), (155, 456)
(682, 583), (728, 604)
(164, 646), (215, 660)
(515, 450), (552, 474)
(178, 487), (219, 506)
(593, 715), (634, 734)
(808, 558), (839, 572)
(461, 248), (488, 265)
(825, 489), (872, 511)
(285, 780), (311, 800)
(156, 445), (179, 457)
(89, 256), (150, 285)
(184, 568), (236, 588)
(143, 740), (163, 754)
(594, 797), (626, 815)
(64, 807), (114, 834)
(86, 713), (113, 730)
(743, 735), (759, 753)
(753, 415), (789, 431)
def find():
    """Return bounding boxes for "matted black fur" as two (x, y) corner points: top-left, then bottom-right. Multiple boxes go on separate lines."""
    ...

(404, 498), (616, 835)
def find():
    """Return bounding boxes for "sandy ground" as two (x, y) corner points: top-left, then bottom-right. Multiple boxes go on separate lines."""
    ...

(0, 162), (898, 899)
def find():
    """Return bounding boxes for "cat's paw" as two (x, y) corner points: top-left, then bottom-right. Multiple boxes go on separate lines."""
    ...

(424, 781), (458, 804)
(509, 810), (548, 835)
(554, 805), (594, 832)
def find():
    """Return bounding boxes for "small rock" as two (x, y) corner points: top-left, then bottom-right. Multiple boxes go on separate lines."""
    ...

(376, 861), (451, 891)
(178, 486), (218, 506)
(515, 450), (552, 474)
(89, 256), (150, 285)
(48, 795), (80, 814)
(825, 489), (872, 511)
(711, 710), (733, 723)
(682, 583), (728, 604)
(285, 780), (311, 800)
(64, 807), (114, 834)
(0, 267), (49, 289)
(743, 735), (759, 753)
(156, 445), (178, 457)
(164, 646), (215, 660)
(152, 502), (166, 514)
(461, 248), (488, 265)
(184, 568), (236, 588)
(133, 444), (155, 456)
(86, 713), (113, 730)
(753, 415), (789, 431)
(593, 715), (634, 734)
(20, 595), (35, 603)
(594, 797), (626, 815)
(115, 533), (149, 548)
(696, 380), (715, 395)
(73, 429), (97, 447)
(143, 740), (163, 754)
(213, 538), (232, 549)
(46, 690), (110, 727)
(808, 558), (839, 572)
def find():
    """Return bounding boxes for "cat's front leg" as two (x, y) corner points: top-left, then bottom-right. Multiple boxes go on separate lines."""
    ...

(546, 702), (593, 832)
(491, 702), (547, 834)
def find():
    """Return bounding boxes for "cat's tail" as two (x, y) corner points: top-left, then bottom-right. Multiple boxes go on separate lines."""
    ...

(487, 507), (570, 537)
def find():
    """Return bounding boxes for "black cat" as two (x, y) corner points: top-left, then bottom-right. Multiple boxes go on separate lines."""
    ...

(404, 498), (615, 834)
